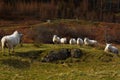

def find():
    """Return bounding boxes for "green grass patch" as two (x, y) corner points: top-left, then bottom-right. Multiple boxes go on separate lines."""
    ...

(0, 44), (120, 80)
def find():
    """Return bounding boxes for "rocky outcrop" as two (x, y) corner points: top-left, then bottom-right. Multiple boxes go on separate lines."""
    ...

(71, 49), (83, 58)
(42, 48), (83, 62)
(42, 48), (71, 62)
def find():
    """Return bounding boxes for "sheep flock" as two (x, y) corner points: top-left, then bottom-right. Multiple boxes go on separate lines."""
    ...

(0, 31), (119, 55)
(53, 35), (119, 54)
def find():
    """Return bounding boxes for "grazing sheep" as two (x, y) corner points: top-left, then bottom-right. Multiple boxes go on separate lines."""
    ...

(69, 38), (76, 45)
(1, 31), (23, 55)
(77, 38), (83, 45)
(52, 35), (60, 44)
(104, 43), (119, 54)
(84, 37), (97, 46)
(60, 37), (67, 44)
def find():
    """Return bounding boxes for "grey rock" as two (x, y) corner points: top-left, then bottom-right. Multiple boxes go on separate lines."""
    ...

(42, 48), (70, 62)
(71, 49), (83, 58)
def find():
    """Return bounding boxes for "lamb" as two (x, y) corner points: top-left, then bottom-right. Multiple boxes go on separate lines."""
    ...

(52, 35), (60, 44)
(104, 43), (119, 54)
(84, 37), (97, 46)
(69, 38), (76, 45)
(77, 38), (83, 46)
(60, 37), (67, 44)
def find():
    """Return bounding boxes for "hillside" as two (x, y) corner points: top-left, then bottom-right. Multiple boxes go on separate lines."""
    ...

(0, 19), (120, 44)
(0, 18), (120, 79)
(0, 44), (120, 80)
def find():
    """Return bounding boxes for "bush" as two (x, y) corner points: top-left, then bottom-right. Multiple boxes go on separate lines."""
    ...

(29, 22), (97, 43)
(26, 20), (120, 44)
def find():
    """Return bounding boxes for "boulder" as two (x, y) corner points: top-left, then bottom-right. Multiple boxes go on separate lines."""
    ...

(71, 49), (83, 58)
(42, 48), (70, 62)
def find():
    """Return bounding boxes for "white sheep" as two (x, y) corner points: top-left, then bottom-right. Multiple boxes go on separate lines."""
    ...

(84, 37), (97, 46)
(77, 38), (83, 45)
(69, 38), (76, 45)
(60, 37), (67, 44)
(1, 31), (23, 55)
(104, 43), (119, 54)
(52, 35), (60, 44)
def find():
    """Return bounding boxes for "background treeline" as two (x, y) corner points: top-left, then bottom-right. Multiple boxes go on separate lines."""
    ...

(1, 0), (120, 22)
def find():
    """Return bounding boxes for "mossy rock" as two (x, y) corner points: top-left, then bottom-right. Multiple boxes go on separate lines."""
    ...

(41, 48), (84, 62)
(71, 49), (83, 58)
(42, 48), (71, 62)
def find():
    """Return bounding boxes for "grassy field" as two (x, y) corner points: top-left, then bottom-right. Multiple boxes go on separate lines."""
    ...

(0, 44), (120, 80)
(0, 19), (120, 80)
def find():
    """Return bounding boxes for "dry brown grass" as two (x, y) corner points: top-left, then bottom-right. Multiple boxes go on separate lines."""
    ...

(0, 19), (120, 44)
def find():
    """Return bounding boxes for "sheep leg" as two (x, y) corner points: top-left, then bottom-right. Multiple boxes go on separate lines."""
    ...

(20, 43), (23, 47)
(1, 44), (6, 56)
(12, 48), (14, 53)
(7, 44), (12, 55)
(8, 48), (10, 54)
(9, 46), (15, 55)
(1, 42), (4, 55)
(2, 47), (5, 55)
